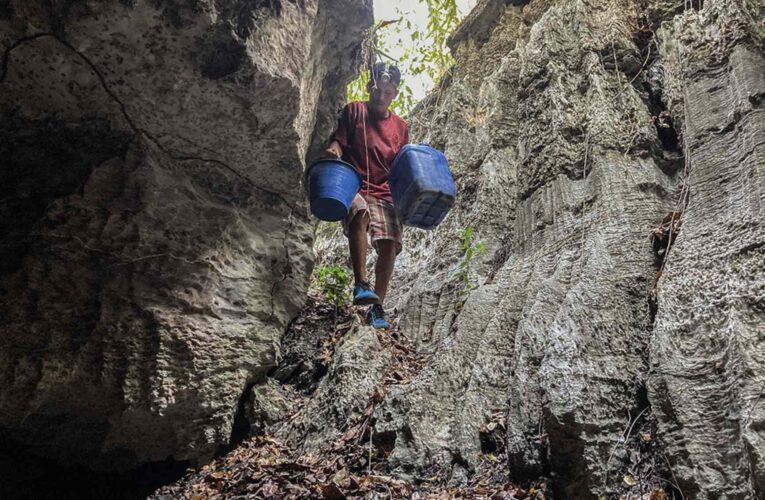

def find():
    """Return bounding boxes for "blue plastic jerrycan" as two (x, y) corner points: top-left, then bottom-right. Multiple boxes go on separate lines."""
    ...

(389, 143), (456, 229)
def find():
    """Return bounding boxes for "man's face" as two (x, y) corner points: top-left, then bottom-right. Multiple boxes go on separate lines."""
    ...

(367, 80), (398, 114)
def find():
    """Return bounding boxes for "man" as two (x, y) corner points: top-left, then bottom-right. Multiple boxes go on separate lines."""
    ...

(325, 62), (409, 329)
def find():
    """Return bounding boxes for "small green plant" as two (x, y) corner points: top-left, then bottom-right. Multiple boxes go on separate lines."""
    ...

(316, 265), (352, 309)
(455, 226), (486, 299)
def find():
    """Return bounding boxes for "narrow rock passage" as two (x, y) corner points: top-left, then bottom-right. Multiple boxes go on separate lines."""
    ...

(1, 1), (762, 498)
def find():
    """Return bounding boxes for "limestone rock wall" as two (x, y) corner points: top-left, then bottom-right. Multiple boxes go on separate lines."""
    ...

(379, 3), (672, 496)
(362, 0), (763, 498)
(0, 0), (372, 469)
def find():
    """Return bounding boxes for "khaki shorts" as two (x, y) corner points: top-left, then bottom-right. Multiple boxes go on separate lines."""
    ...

(342, 193), (403, 255)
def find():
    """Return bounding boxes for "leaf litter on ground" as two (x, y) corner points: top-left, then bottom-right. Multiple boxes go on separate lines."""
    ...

(152, 296), (544, 499)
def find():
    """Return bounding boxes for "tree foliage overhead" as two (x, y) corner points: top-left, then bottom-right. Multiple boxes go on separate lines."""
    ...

(347, 0), (461, 116)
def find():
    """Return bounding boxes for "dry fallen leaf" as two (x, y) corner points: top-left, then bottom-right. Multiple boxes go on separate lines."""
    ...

(322, 482), (347, 500)
(649, 489), (668, 500)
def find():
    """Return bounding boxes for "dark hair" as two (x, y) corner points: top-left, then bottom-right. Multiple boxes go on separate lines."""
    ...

(370, 62), (401, 87)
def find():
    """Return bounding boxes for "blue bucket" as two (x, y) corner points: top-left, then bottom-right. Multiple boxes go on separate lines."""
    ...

(306, 159), (362, 221)
(390, 144), (456, 229)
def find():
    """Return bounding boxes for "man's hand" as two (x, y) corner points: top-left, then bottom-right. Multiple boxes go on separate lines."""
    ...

(324, 141), (342, 159)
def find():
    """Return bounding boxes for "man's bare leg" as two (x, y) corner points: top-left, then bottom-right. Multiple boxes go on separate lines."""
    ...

(374, 239), (397, 303)
(349, 211), (370, 284)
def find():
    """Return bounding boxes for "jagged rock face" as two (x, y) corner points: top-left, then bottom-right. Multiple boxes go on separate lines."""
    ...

(647, 3), (765, 498)
(379, 2), (673, 495)
(358, 0), (763, 498)
(0, 0), (372, 470)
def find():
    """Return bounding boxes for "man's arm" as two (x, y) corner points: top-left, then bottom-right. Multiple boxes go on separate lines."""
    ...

(325, 104), (352, 158)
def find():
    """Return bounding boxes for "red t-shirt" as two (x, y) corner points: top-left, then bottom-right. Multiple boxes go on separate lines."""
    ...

(331, 101), (409, 202)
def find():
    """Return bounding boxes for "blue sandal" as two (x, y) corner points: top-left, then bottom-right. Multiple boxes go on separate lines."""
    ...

(367, 304), (390, 329)
(353, 281), (380, 306)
